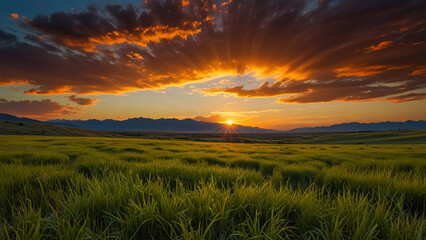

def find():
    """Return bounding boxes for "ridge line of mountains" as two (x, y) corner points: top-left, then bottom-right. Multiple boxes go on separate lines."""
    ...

(0, 113), (425, 133)
(47, 117), (275, 133)
(286, 120), (426, 133)
(0, 113), (274, 133)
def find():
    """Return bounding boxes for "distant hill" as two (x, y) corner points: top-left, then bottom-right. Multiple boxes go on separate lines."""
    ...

(47, 117), (276, 133)
(0, 113), (42, 123)
(0, 120), (121, 137)
(287, 120), (426, 133)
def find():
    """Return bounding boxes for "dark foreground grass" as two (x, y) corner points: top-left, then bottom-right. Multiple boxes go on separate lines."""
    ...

(0, 136), (424, 239)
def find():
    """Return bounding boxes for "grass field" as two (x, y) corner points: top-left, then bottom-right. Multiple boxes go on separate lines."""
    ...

(303, 130), (426, 144)
(0, 135), (424, 239)
(102, 130), (426, 144)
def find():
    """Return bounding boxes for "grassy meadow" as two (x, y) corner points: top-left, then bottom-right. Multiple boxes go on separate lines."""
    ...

(0, 135), (425, 239)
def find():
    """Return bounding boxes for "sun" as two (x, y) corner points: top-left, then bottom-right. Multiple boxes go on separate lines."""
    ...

(227, 120), (233, 125)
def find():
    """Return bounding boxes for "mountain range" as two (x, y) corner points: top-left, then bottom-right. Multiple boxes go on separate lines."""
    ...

(46, 117), (275, 133)
(1, 113), (425, 133)
(286, 120), (426, 133)
(0, 113), (42, 123)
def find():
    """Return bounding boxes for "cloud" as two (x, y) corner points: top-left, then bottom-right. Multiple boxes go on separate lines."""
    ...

(0, 0), (424, 103)
(385, 93), (426, 103)
(410, 66), (426, 76)
(26, 3), (202, 52)
(0, 98), (80, 119)
(201, 80), (313, 97)
(0, 30), (17, 42)
(193, 114), (225, 123)
(364, 41), (394, 53)
(204, 78), (426, 103)
(334, 65), (405, 78)
(10, 13), (19, 19)
(68, 95), (98, 106)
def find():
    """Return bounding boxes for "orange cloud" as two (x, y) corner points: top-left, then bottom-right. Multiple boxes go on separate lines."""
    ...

(221, 0), (232, 7)
(10, 13), (19, 19)
(126, 51), (144, 60)
(181, 0), (190, 7)
(59, 24), (201, 52)
(68, 95), (98, 106)
(412, 41), (424, 46)
(89, 25), (200, 50)
(410, 67), (426, 76)
(383, 20), (425, 37)
(0, 78), (30, 86)
(334, 65), (404, 78)
(364, 41), (394, 53)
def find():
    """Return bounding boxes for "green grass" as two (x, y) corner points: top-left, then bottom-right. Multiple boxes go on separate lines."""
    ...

(0, 135), (424, 239)
(303, 130), (426, 144)
(118, 130), (426, 144)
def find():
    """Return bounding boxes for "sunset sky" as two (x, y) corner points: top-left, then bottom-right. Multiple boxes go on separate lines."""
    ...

(0, 0), (425, 130)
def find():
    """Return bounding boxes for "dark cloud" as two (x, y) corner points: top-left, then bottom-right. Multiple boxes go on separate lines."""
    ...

(68, 95), (98, 106)
(0, 40), (143, 94)
(0, 98), (80, 119)
(204, 78), (426, 103)
(385, 93), (426, 103)
(0, 30), (17, 43)
(25, 1), (202, 52)
(24, 34), (61, 52)
(0, 0), (425, 103)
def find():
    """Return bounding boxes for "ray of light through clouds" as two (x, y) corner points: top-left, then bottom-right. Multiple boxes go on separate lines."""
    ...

(0, 0), (425, 130)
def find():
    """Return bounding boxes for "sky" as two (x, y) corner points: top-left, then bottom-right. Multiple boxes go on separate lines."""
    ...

(0, 0), (425, 130)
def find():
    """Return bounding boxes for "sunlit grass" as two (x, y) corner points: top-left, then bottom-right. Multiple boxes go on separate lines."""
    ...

(0, 135), (424, 239)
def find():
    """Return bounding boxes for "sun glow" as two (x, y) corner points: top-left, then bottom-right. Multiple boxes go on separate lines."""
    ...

(227, 120), (233, 125)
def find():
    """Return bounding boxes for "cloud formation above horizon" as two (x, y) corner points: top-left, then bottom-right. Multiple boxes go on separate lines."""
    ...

(0, 0), (425, 104)
(68, 95), (98, 106)
(0, 98), (80, 119)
